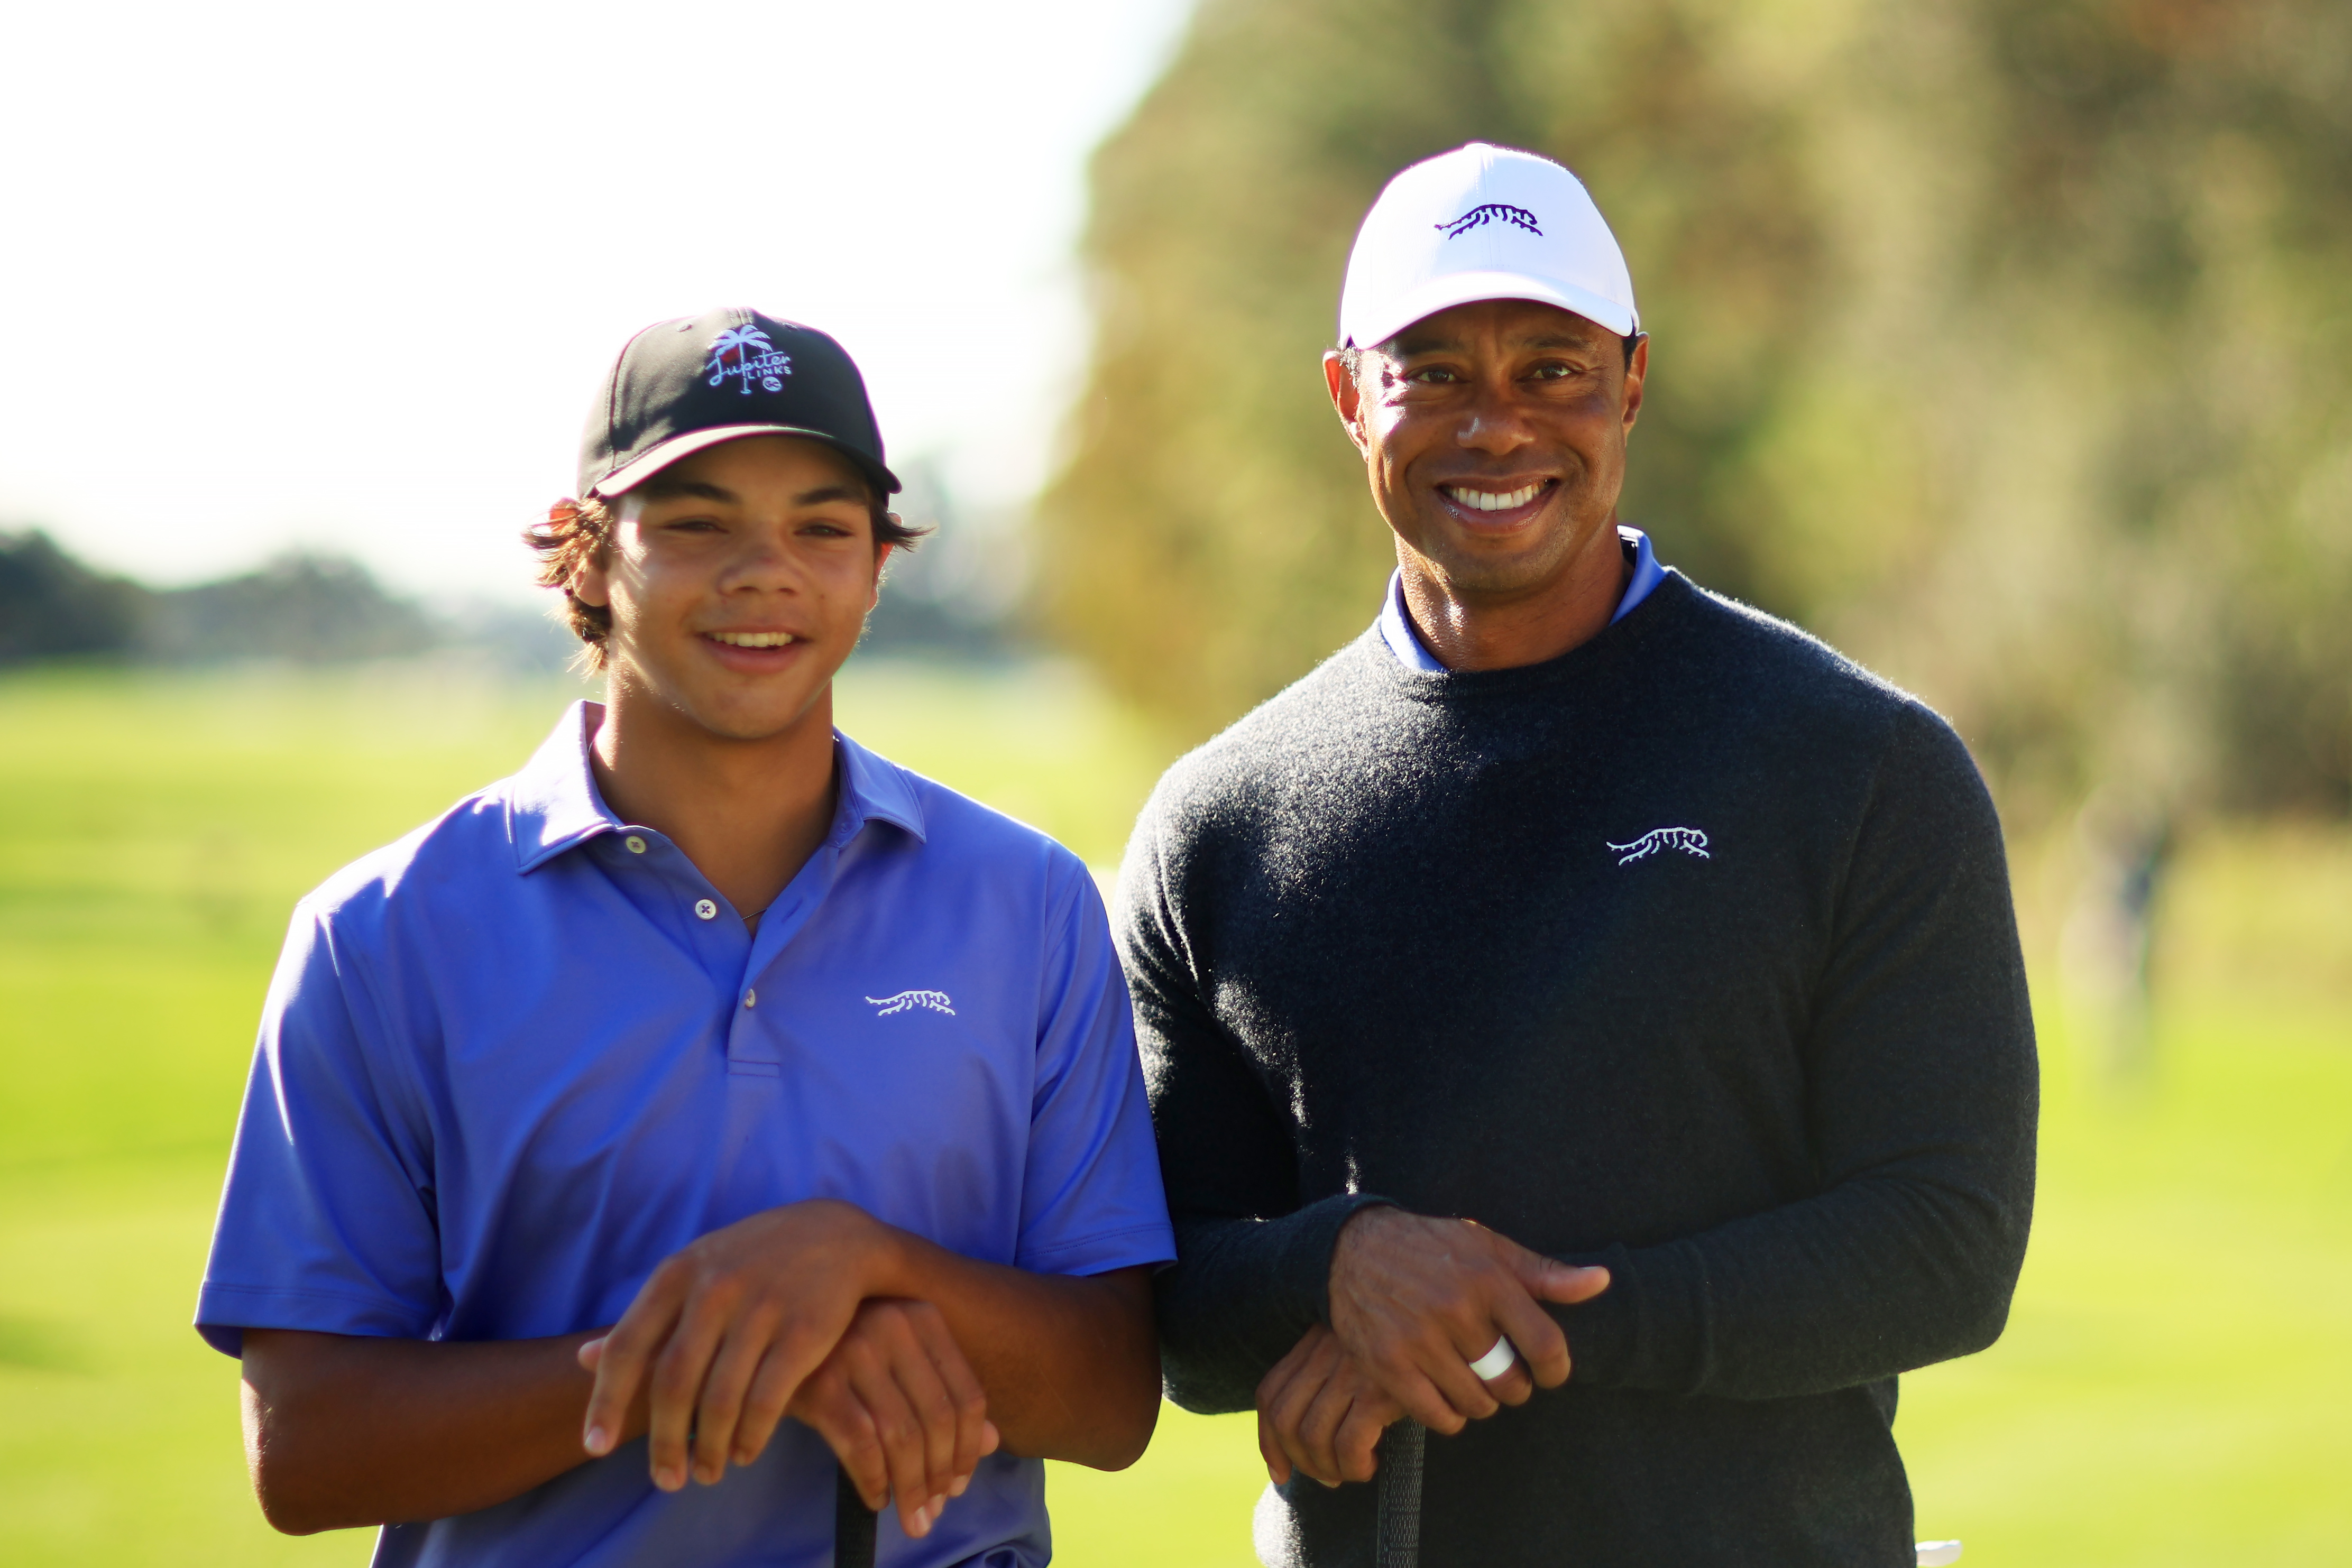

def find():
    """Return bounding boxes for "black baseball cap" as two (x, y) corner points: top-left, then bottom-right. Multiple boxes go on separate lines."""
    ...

(578, 307), (900, 500)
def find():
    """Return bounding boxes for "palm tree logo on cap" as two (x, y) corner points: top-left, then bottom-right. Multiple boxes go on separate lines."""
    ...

(706, 325), (794, 394)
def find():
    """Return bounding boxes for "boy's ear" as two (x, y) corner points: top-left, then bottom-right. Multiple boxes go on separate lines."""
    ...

(570, 558), (611, 609)
(547, 499), (613, 609)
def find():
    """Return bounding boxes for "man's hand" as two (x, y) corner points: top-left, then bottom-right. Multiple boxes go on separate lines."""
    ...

(1326, 1207), (1609, 1435)
(579, 1198), (887, 1495)
(1256, 1324), (1407, 1488)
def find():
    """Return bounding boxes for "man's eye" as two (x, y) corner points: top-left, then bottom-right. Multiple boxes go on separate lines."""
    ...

(1528, 362), (1578, 381)
(1402, 366), (1458, 385)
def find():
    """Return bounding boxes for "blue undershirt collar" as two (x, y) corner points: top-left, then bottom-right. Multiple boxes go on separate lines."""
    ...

(1379, 525), (1665, 674)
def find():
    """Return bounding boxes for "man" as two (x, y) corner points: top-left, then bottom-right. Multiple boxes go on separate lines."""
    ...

(196, 308), (1174, 1567)
(1120, 143), (2037, 1564)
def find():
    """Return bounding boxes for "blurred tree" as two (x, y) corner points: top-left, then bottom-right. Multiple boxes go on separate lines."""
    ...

(1039, 0), (1528, 734)
(0, 530), (145, 663)
(859, 458), (1031, 660)
(139, 552), (437, 663)
(0, 532), (442, 666)
(1039, 0), (2352, 820)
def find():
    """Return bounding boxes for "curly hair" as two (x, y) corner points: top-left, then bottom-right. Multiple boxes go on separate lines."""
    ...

(522, 490), (925, 670)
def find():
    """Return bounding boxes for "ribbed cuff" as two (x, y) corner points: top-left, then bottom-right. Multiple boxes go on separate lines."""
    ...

(1158, 1194), (1403, 1413)
(1281, 1192), (1399, 1327)
(1554, 1243), (1641, 1387)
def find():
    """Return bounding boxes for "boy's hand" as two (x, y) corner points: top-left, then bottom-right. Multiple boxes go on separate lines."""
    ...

(577, 1198), (890, 1496)
(787, 1298), (999, 1538)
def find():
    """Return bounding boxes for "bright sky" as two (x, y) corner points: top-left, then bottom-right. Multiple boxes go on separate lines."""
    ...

(1, 0), (1190, 601)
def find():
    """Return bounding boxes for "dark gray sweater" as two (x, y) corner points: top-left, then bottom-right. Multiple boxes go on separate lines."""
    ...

(1116, 573), (2038, 1567)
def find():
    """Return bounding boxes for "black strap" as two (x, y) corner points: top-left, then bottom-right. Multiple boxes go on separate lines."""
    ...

(1373, 1421), (1426, 1568)
(834, 1462), (878, 1568)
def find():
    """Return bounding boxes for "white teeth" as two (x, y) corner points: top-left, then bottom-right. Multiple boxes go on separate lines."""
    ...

(1447, 482), (1544, 512)
(710, 631), (796, 648)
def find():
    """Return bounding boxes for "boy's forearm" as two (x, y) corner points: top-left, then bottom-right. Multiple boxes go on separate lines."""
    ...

(241, 1327), (635, 1534)
(241, 1211), (1163, 1535)
(870, 1235), (1160, 1470)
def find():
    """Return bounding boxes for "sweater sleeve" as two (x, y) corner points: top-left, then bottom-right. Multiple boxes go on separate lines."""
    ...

(1116, 796), (1392, 1414)
(1557, 703), (2039, 1399)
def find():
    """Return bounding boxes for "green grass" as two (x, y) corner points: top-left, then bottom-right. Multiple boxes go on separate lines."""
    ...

(1, 661), (2346, 1566)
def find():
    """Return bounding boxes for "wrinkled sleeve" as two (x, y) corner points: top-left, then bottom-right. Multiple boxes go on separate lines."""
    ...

(1119, 797), (1389, 1414)
(1011, 855), (1178, 1278)
(1557, 704), (2040, 1398)
(195, 903), (442, 1357)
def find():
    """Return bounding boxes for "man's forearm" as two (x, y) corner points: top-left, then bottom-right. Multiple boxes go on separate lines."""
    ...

(1551, 1169), (2031, 1400)
(1154, 1197), (1394, 1414)
(241, 1328), (631, 1534)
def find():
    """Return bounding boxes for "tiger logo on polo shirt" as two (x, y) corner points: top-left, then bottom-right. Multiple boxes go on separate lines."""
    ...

(865, 990), (956, 1017)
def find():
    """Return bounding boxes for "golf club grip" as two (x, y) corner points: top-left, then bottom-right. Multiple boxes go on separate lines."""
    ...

(1373, 1420), (1426, 1568)
(834, 1462), (878, 1568)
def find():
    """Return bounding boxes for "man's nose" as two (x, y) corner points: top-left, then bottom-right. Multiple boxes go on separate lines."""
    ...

(1454, 386), (1536, 455)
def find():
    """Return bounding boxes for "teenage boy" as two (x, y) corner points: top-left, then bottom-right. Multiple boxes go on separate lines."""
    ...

(197, 308), (1175, 1568)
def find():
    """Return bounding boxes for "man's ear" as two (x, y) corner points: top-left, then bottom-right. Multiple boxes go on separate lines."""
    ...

(1621, 334), (1649, 434)
(870, 534), (896, 609)
(1322, 352), (1371, 456)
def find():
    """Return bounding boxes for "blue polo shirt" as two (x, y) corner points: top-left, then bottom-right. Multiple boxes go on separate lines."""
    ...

(197, 703), (1175, 1568)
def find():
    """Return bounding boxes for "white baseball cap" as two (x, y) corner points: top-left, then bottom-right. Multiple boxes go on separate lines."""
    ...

(1338, 142), (1639, 349)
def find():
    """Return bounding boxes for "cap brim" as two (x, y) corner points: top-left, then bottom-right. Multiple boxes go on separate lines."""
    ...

(1345, 270), (1638, 348)
(589, 424), (901, 499)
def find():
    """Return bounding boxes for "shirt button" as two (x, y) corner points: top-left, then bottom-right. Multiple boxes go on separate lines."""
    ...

(624, 835), (647, 855)
(743, 989), (757, 1008)
(693, 898), (718, 921)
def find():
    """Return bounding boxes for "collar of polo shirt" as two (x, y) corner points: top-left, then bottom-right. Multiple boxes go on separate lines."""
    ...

(504, 701), (927, 875)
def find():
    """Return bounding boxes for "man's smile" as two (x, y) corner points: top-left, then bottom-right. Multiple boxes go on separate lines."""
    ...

(1435, 477), (1558, 527)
